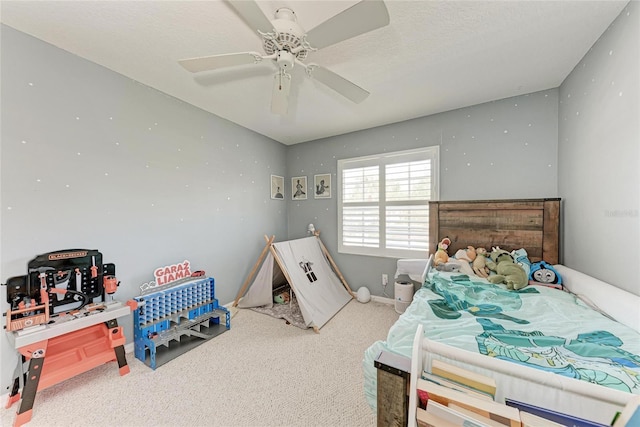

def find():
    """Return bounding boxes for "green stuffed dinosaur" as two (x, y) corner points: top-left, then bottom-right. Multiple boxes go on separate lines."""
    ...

(486, 247), (528, 290)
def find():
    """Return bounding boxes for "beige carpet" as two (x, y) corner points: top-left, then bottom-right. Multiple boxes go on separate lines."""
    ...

(2, 299), (398, 427)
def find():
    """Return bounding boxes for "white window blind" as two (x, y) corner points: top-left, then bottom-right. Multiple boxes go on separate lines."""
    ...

(338, 146), (439, 258)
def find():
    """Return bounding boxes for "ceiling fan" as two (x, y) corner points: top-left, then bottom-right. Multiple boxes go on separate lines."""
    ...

(178, 0), (390, 115)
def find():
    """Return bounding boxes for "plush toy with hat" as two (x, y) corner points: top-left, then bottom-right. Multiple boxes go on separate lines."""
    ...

(486, 247), (528, 290)
(433, 237), (451, 266)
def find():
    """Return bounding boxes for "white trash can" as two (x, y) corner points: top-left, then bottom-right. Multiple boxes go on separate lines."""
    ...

(394, 281), (414, 314)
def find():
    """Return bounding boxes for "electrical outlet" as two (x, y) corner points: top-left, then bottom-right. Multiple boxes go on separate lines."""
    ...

(382, 274), (389, 286)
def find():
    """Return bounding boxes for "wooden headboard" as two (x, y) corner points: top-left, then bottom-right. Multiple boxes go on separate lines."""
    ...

(429, 198), (561, 264)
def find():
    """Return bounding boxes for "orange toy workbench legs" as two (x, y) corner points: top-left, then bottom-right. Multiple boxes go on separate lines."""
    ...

(5, 303), (130, 427)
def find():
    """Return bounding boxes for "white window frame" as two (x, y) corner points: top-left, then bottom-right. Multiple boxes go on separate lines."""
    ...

(337, 146), (440, 258)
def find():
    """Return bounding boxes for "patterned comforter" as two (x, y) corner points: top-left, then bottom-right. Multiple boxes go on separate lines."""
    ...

(363, 271), (640, 408)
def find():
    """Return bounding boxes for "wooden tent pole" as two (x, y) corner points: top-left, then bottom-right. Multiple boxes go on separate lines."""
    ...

(232, 235), (275, 307)
(315, 232), (354, 296)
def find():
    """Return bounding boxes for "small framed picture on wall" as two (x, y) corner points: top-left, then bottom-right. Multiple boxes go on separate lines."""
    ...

(314, 174), (331, 199)
(271, 175), (284, 200)
(291, 176), (308, 200)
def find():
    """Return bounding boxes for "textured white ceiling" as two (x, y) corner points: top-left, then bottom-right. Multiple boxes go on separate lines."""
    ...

(0, 1), (628, 145)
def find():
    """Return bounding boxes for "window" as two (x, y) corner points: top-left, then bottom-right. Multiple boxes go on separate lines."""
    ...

(338, 146), (439, 258)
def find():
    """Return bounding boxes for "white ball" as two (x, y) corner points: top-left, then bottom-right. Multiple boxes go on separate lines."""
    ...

(356, 286), (371, 303)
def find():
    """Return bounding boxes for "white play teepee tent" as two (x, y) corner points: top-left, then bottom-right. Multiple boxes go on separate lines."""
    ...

(233, 234), (353, 332)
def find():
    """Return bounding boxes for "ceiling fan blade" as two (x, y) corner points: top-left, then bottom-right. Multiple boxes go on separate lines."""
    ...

(307, 64), (369, 104)
(226, 0), (274, 35)
(271, 71), (291, 115)
(179, 52), (264, 73)
(305, 0), (390, 50)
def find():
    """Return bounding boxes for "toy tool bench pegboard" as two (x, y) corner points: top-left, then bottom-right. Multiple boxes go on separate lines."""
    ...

(4, 249), (116, 327)
(132, 276), (230, 370)
(2, 249), (130, 427)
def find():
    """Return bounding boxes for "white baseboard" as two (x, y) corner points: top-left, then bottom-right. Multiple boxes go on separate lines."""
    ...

(371, 295), (394, 305)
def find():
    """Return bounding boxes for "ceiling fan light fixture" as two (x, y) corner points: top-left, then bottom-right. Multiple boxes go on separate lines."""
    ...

(276, 51), (295, 71)
(179, 1), (390, 115)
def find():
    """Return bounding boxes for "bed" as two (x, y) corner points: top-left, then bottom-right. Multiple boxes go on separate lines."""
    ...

(363, 198), (640, 425)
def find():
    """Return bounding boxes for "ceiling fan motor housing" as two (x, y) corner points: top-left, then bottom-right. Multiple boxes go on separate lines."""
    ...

(263, 8), (308, 60)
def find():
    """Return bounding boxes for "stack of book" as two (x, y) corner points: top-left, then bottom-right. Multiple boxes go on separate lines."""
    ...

(429, 359), (497, 401)
(505, 399), (609, 427)
(416, 359), (520, 427)
(507, 397), (640, 427)
(415, 359), (636, 427)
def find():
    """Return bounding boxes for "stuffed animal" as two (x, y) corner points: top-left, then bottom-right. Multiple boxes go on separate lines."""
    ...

(433, 237), (451, 266)
(472, 247), (490, 278)
(486, 247), (528, 290)
(273, 291), (290, 304)
(444, 258), (476, 276)
(453, 246), (477, 263)
(440, 245), (477, 276)
(511, 248), (532, 279)
(529, 261), (563, 289)
(435, 262), (460, 273)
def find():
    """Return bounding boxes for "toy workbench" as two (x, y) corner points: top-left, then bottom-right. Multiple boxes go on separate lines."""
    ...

(3, 249), (130, 427)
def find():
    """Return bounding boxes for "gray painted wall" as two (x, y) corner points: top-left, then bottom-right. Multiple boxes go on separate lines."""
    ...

(286, 90), (559, 298)
(559, 2), (639, 295)
(0, 26), (287, 387)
